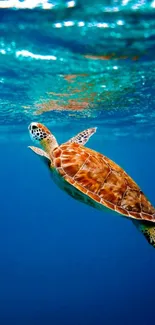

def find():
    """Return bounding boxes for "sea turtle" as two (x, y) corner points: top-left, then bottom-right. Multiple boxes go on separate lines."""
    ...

(28, 122), (155, 248)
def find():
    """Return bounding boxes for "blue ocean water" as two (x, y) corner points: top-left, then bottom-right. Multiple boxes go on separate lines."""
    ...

(0, 1), (155, 324)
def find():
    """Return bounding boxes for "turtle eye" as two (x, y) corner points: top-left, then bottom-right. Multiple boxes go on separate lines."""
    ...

(32, 125), (38, 130)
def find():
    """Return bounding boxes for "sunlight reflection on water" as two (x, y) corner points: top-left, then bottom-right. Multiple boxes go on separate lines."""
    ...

(0, 0), (155, 140)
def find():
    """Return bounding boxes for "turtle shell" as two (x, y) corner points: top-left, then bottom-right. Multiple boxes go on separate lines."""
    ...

(52, 142), (155, 222)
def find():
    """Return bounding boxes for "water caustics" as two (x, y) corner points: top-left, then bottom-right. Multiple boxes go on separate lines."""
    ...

(0, 0), (155, 140)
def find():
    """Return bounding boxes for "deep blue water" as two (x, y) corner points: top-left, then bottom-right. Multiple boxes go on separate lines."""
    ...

(0, 1), (155, 324)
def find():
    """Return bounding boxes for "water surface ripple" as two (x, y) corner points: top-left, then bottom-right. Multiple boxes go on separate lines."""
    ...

(0, 1), (155, 139)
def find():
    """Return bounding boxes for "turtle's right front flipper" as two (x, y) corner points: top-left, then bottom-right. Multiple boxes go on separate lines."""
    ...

(67, 127), (97, 146)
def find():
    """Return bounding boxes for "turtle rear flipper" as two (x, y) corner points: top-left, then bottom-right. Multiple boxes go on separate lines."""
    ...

(133, 220), (155, 248)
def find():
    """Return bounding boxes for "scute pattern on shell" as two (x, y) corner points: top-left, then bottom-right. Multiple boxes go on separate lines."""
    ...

(52, 143), (155, 222)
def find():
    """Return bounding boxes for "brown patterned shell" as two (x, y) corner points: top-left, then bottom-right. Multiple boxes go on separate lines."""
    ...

(52, 142), (155, 222)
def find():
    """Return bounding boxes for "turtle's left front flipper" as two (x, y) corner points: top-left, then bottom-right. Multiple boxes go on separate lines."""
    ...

(28, 146), (51, 166)
(133, 220), (155, 248)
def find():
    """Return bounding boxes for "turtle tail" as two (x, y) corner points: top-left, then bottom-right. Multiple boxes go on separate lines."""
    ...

(132, 220), (155, 248)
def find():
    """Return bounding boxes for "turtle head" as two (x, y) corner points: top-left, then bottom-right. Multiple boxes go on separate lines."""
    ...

(28, 122), (58, 153)
(28, 122), (51, 142)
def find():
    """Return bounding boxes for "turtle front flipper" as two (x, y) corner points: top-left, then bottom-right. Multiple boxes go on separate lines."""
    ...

(28, 146), (51, 165)
(67, 127), (97, 146)
(133, 220), (155, 248)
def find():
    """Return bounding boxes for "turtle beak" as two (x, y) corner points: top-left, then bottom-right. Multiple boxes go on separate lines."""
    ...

(28, 123), (36, 141)
(28, 122), (38, 134)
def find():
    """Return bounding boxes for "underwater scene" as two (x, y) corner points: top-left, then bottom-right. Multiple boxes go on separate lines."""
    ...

(0, 0), (155, 324)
